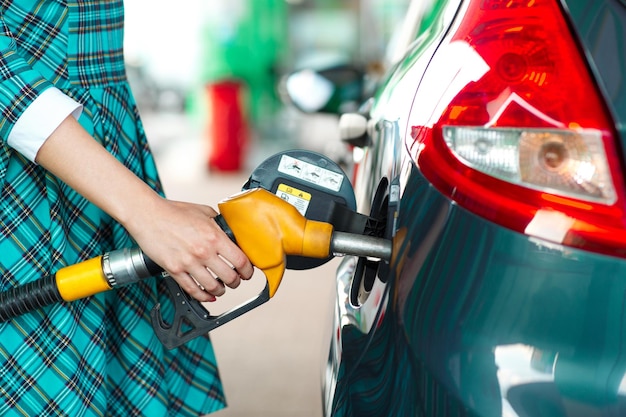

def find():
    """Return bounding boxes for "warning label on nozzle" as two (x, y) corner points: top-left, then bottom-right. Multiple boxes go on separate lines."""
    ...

(276, 183), (311, 216)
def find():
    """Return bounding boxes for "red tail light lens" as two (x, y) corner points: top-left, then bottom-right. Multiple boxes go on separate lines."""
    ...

(409, 0), (626, 257)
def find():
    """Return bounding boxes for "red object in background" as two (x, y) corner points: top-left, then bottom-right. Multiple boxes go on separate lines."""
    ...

(206, 80), (248, 172)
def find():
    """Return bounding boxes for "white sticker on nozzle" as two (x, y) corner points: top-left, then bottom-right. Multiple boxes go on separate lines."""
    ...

(278, 155), (344, 192)
(276, 183), (311, 216)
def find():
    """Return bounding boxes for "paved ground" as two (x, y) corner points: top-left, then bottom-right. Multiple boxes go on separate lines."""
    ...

(147, 112), (339, 417)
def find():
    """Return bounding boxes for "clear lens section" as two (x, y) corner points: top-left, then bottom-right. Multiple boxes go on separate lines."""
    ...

(444, 126), (617, 204)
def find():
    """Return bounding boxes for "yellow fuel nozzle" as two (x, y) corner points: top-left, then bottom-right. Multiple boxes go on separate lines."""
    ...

(218, 188), (333, 297)
(0, 184), (388, 350)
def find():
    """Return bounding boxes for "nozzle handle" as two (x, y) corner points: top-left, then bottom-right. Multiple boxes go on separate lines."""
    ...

(149, 213), (275, 349)
(150, 188), (338, 349)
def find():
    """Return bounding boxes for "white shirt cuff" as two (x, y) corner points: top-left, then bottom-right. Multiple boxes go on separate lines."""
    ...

(7, 87), (83, 162)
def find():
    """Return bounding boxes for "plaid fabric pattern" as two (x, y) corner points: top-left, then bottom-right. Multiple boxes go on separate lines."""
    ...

(0, 1), (226, 416)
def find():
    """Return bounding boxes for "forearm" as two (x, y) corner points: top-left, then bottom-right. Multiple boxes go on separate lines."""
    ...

(34, 115), (254, 300)
(35, 115), (161, 232)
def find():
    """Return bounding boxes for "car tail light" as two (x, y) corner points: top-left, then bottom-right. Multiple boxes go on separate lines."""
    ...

(409, 0), (626, 258)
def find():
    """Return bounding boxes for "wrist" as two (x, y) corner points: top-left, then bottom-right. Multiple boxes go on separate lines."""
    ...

(114, 186), (165, 237)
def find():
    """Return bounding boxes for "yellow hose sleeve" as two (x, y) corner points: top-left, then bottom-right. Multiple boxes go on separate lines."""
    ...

(56, 256), (111, 301)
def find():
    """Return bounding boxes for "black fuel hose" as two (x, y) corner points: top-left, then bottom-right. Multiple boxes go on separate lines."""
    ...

(0, 275), (62, 321)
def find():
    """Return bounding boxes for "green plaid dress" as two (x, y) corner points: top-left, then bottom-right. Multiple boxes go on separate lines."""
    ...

(0, 1), (225, 416)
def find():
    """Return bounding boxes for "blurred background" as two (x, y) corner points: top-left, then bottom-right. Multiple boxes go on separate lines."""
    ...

(124, 0), (410, 168)
(122, 1), (409, 416)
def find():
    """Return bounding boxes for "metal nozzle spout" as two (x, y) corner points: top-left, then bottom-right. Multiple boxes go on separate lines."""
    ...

(330, 231), (392, 262)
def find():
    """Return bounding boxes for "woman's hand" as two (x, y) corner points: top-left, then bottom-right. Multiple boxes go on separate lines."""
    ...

(36, 115), (254, 301)
(124, 198), (254, 301)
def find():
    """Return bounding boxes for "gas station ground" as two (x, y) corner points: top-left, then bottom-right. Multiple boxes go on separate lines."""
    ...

(145, 111), (341, 417)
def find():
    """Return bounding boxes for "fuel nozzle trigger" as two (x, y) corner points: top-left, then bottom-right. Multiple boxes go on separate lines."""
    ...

(150, 276), (270, 350)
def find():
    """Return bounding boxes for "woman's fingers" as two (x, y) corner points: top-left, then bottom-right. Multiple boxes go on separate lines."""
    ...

(169, 248), (252, 301)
